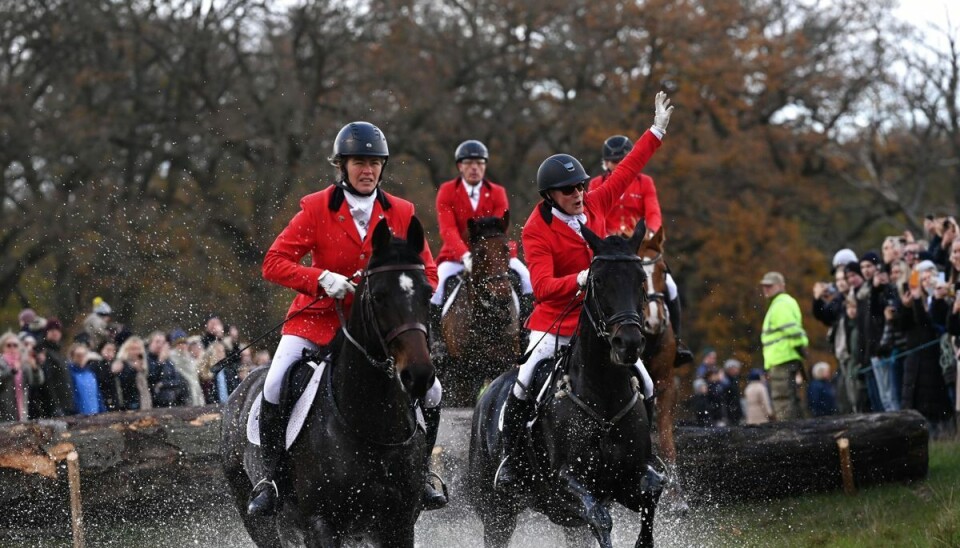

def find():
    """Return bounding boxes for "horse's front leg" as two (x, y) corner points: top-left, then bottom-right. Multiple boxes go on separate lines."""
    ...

(618, 473), (662, 548)
(303, 515), (340, 548)
(557, 470), (612, 548)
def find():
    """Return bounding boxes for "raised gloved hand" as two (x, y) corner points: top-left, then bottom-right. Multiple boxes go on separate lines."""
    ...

(653, 91), (674, 134)
(318, 270), (356, 299)
(462, 252), (473, 273)
(576, 269), (589, 288)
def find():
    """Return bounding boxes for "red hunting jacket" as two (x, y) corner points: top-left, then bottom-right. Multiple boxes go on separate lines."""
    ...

(263, 185), (439, 346)
(522, 130), (661, 336)
(587, 172), (662, 235)
(435, 178), (517, 264)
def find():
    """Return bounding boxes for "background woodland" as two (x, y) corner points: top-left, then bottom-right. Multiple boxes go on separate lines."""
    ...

(2, 0), (958, 366)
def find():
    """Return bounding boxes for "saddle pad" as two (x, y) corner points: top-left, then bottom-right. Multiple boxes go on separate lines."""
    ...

(440, 278), (463, 317)
(247, 359), (327, 449)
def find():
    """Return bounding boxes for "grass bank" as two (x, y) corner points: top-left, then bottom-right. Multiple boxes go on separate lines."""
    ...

(712, 438), (960, 547)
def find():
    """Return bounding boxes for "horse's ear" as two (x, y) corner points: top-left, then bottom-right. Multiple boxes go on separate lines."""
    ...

(372, 219), (393, 252)
(652, 226), (665, 249)
(406, 216), (425, 254)
(581, 222), (604, 252)
(628, 220), (647, 253)
(500, 210), (510, 233)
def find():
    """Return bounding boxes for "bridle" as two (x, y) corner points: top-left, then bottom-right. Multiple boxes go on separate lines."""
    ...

(581, 254), (647, 340)
(335, 263), (428, 378)
(639, 251), (667, 306)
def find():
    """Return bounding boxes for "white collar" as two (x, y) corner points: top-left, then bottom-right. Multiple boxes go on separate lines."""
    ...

(551, 207), (588, 238)
(343, 189), (377, 212)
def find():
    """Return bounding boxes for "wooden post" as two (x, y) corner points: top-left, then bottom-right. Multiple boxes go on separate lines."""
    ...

(836, 437), (856, 495)
(66, 451), (85, 548)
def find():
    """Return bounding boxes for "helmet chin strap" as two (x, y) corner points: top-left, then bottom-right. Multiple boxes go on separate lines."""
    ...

(336, 178), (378, 197)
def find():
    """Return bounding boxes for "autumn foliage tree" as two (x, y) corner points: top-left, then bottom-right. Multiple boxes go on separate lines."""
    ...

(0, 0), (956, 363)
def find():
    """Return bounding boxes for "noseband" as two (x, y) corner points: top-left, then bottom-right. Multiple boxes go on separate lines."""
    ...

(582, 254), (647, 340)
(335, 263), (429, 377)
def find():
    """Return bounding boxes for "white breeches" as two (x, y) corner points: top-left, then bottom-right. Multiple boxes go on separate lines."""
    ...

(431, 261), (465, 305)
(264, 334), (442, 408)
(512, 330), (654, 401)
(666, 272), (678, 301)
(431, 258), (533, 305)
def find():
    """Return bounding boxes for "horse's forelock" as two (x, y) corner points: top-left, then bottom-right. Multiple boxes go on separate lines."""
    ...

(366, 236), (425, 270)
(468, 216), (507, 244)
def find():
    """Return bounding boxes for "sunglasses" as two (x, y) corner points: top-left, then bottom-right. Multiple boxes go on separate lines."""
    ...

(557, 183), (586, 196)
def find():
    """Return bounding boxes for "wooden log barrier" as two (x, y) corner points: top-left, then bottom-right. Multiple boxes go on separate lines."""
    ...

(0, 408), (929, 524)
(673, 410), (929, 503)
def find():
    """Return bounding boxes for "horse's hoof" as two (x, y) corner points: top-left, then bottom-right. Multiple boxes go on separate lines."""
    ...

(422, 486), (448, 511)
(660, 485), (690, 516)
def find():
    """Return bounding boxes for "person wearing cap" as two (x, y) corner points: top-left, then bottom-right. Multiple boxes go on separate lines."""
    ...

(589, 134), (694, 367)
(35, 318), (75, 418)
(256, 121), (443, 516)
(494, 92), (673, 491)
(431, 139), (533, 323)
(83, 297), (113, 350)
(759, 271), (808, 421)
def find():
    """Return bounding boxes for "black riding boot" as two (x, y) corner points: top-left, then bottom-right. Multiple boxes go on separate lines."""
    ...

(494, 392), (533, 491)
(247, 400), (286, 516)
(641, 397), (666, 495)
(421, 406), (448, 510)
(429, 303), (446, 358)
(667, 296), (694, 367)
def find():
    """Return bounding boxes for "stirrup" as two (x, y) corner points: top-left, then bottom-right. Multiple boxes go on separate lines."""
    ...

(423, 471), (449, 510)
(247, 478), (280, 516)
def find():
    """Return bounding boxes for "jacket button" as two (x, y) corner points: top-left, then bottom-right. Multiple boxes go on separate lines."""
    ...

(359, 253), (366, 260)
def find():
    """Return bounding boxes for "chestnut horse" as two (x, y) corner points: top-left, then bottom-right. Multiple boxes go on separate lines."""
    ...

(637, 227), (688, 511)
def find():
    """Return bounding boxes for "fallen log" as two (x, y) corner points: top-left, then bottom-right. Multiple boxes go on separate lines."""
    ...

(673, 410), (929, 503)
(0, 407), (930, 526)
(0, 405), (226, 525)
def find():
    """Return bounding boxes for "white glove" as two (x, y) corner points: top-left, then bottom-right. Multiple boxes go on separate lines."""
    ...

(462, 252), (473, 273)
(318, 270), (355, 299)
(576, 269), (589, 288)
(653, 91), (674, 134)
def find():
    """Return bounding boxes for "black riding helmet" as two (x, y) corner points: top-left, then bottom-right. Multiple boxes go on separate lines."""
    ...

(536, 153), (590, 199)
(602, 135), (633, 162)
(455, 140), (488, 162)
(329, 121), (389, 192)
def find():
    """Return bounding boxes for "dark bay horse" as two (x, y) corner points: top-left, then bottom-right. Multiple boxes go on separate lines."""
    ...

(468, 223), (661, 548)
(221, 219), (435, 548)
(637, 227), (687, 511)
(439, 211), (519, 405)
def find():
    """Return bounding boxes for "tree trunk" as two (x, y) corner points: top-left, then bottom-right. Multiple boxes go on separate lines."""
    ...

(674, 410), (929, 502)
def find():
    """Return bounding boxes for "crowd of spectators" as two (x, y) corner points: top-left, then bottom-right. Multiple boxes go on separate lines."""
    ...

(682, 214), (959, 439)
(0, 299), (271, 421)
(810, 214), (959, 438)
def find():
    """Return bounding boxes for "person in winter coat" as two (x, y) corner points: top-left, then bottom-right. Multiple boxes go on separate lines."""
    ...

(759, 272), (808, 421)
(807, 361), (838, 417)
(67, 343), (104, 416)
(744, 368), (774, 424)
(250, 121), (442, 517)
(496, 92), (673, 491)
(35, 318), (75, 417)
(111, 336), (151, 411)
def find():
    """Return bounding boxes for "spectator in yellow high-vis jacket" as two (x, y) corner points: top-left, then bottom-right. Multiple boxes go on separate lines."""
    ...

(760, 271), (809, 421)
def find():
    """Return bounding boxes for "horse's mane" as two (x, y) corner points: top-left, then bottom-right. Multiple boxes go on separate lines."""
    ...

(468, 216), (507, 244)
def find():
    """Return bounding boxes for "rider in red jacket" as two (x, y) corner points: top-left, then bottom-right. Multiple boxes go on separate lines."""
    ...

(589, 135), (694, 366)
(432, 141), (533, 316)
(250, 121), (446, 516)
(495, 93), (674, 491)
